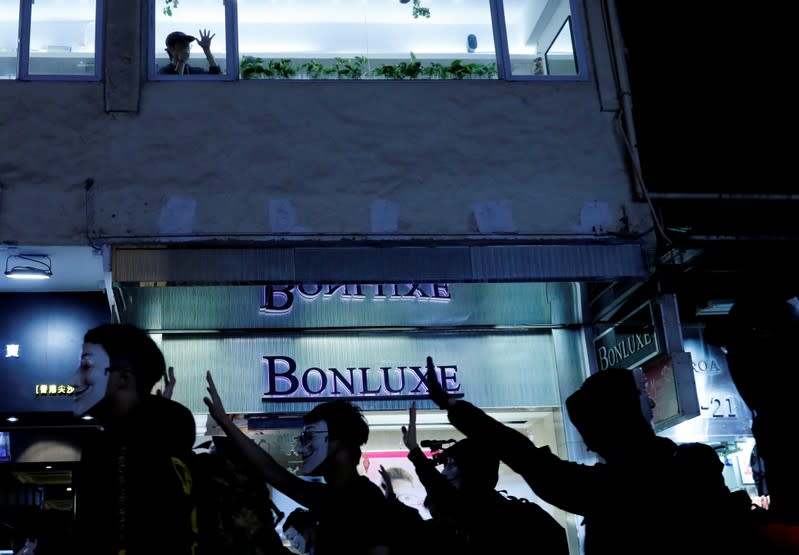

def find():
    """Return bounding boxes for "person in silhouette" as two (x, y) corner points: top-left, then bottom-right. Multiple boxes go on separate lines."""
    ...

(398, 401), (568, 555)
(718, 295), (799, 552)
(422, 356), (746, 555)
(70, 323), (197, 554)
(203, 372), (392, 555)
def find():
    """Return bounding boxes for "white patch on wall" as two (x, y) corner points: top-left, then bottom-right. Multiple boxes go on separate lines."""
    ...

(472, 201), (516, 233)
(269, 199), (297, 232)
(575, 201), (611, 234)
(370, 199), (399, 233)
(158, 196), (197, 235)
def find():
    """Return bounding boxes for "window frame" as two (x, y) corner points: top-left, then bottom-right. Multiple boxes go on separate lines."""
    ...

(17, 0), (104, 81)
(492, 0), (588, 81)
(147, 0), (239, 82)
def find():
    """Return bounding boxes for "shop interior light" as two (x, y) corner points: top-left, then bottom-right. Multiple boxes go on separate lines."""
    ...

(6, 416), (19, 423)
(4, 254), (53, 280)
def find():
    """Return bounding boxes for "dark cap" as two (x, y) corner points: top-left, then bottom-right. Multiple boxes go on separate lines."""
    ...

(165, 31), (196, 47)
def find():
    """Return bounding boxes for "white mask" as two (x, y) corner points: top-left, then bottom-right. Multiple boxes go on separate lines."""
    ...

(284, 526), (307, 554)
(297, 423), (329, 476)
(70, 342), (111, 416)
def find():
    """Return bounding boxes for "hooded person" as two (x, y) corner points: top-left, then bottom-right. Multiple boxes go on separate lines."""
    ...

(70, 323), (198, 554)
(203, 373), (393, 555)
(422, 357), (748, 555)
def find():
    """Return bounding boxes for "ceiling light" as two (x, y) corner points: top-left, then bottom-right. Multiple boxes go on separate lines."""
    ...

(4, 254), (53, 280)
(6, 416), (18, 423)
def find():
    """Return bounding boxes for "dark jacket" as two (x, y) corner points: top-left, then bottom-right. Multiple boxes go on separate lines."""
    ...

(74, 395), (197, 554)
(446, 400), (750, 555)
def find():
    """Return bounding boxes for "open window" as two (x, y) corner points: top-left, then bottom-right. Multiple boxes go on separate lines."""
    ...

(496, 0), (585, 80)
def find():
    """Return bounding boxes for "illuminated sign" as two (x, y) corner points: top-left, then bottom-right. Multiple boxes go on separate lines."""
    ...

(260, 283), (452, 314)
(263, 355), (463, 402)
(35, 384), (75, 396)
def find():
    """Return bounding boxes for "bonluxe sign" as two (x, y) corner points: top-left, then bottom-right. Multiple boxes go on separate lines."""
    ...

(260, 283), (452, 314)
(262, 355), (463, 402)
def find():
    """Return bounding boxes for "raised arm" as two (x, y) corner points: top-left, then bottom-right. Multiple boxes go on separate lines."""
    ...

(203, 371), (322, 507)
(423, 357), (603, 515)
(196, 29), (220, 73)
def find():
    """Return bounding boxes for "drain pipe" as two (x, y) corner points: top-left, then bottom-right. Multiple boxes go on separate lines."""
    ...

(604, 0), (645, 201)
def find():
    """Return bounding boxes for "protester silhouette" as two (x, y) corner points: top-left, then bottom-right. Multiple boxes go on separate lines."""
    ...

(422, 356), (747, 555)
(203, 372), (392, 555)
(714, 295), (799, 552)
(398, 400), (568, 555)
(69, 323), (198, 554)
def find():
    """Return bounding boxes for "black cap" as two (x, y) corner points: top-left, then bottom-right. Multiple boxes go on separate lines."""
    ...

(165, 31), (196, 47)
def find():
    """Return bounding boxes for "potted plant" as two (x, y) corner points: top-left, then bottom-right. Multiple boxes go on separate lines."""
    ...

(300, 60), (328, 79)
(421, 62), (446, 79)
(332, 56), (368, 79)
(267, 58), (297, 79)
(240, 56), (272, 79)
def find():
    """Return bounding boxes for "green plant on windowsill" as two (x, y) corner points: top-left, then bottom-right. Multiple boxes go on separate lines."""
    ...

(374, 53), (422, 80)
(421, 62), (446, 79)
(240, 57), (298, 79)
(300, 60), (331, 79)
(240, 56), (271, 79)
(163, 0), (179, 16)
(332, 56), (368, 79)
(267, 58), (297, 79)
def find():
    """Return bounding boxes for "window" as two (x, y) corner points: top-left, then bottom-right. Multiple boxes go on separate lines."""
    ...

(238, 0), (498, 80)
(497, 0), (584, 79)
(1, 0), (102, 80)
(150, 0), (238, 80)
(0, 0), (19, 79)
(147, 0), (587, 82)
(18, 0), (103, 80)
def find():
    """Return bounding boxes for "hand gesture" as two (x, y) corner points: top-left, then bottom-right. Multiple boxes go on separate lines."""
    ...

(401, 401), (419, 451)
(203, 371), (228, 425)
(196, 28), (215, 51)
(378, 465), (396, 500)
(424, 356), (452, 409)
(156, 366), (176, 399)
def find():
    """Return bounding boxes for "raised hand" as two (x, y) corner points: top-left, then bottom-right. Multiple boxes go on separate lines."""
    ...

(378, 464), (396, 500)
(196, 28), (215, 51)
(203, 371), (228, 425)
(424, 356), (452, 409)
(156, 365), (176, 399)
(401, 401), (419, 451)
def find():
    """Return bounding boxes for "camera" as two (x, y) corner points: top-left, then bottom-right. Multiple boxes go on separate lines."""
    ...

(420, 438), (456, 465)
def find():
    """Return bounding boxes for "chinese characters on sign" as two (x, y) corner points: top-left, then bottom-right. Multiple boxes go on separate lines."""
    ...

(35, 384), (75, 396)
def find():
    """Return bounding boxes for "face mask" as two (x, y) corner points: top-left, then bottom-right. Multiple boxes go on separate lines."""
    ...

(70, 343), (111, 416)
(285, 527), (307, 554)
(297, 423), (329, 476)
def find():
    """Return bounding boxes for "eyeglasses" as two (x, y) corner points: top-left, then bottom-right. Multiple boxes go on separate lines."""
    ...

(294, 431), (328, 446)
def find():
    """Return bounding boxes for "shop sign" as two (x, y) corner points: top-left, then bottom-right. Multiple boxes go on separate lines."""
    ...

(34, 384), (75, 396)
(260, 283), (452, 314)
(262, 355), (464, 402)
(594, 301), (661, 370)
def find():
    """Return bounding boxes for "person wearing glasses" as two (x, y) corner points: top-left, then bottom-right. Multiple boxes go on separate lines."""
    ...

(69, 324), (198, 554)
(204, 373), (393, 555)
(159, 29), (221, 75)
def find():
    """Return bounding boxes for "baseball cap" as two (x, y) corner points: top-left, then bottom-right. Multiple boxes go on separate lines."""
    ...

(165, 31), (196, 47)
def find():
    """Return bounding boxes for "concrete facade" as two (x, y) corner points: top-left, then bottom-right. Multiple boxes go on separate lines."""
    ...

(0, 0), (653, 254)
